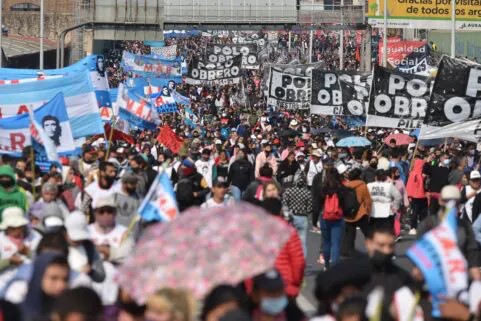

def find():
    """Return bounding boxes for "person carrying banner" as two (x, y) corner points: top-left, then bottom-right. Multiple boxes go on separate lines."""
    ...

(417, 185), (481, 280)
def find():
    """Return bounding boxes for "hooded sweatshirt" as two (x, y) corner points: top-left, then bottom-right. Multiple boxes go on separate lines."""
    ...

(343, 179), (372, 223)
(406, 159), (426, 199)
(283, 172), (312, 216)
(0, 165), (28, 220)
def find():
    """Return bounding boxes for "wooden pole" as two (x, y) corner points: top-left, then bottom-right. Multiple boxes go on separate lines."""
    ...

(30, 147), (36, 201)
(104, 122), (115, 161)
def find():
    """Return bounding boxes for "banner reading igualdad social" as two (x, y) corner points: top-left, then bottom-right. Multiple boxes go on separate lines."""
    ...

(267, 68), (311, 110)
(185, 55), (242, 86)
(367, 65), (431, 129)
(310, 70), (371, 116)
(205, 44), (259, 69)
(421, 56), (481, 142)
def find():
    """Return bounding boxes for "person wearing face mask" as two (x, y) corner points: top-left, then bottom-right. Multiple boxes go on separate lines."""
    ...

(460, 170), (481, 224)
(0, 165), (28, 218)
(363, 226), (414, 321)
(249, 270), (306, 321)
(422, 153), (450, 216)
(78, 146), (98, 178)
(79, 161), (120, 219)
(361, 158), (378, 184)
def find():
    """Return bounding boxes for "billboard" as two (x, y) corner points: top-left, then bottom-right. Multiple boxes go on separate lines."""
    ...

(368, 0), (481, 30)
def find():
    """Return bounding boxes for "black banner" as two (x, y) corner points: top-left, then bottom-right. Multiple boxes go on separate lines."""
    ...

(421, 56), (481, 141)
(267, 68), (311, 110)
(262, 62), (324, 96)
(397, 44), (430, 74)
(310, 70), (371, 116)
(204, 44), (259, 69)
(367, 65), (431, 129)
(185, 55), (242, 86)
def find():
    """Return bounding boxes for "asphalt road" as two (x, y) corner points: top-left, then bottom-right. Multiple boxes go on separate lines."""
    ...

(296, 224), (417, 316)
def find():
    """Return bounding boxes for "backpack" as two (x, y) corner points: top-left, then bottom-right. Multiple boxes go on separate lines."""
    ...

(341, 187), (360, 219)
(322, 193), (343, 221)
(176, 177), (194, 203)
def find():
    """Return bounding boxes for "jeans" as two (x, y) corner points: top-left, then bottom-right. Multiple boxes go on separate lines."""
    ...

(230, 185), (242, 201)
(320, 218), (344, 268)
(292, 215), (308, 258)
(341, 215), (370, 257)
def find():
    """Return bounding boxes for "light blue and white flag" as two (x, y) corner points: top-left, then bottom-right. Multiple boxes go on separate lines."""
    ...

(0, 93), (76, 157)
(184, 107), (198, 129)
(151, 90), (178, 114)
(138, 172), (178, 222)
(172, 91), (191, 106)
(121, 51), (182, 80)
(407, 205), (468, 317)
(116, 84), (159, 130)
(0, 71), (104, 140)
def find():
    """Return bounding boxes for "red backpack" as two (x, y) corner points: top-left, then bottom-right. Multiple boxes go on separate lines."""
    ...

(323, 193), (343, 221)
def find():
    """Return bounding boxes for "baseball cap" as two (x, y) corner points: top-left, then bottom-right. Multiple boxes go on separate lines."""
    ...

(470, 170), (481, 180)
(121, 173), (139, 184)
(337, 163), (350, 175)
(44, 216), (65, 232)
(441, 185), (461, 201)
(94, 196), (116, 209)
(215, 139), (222, 145)
(212, 177), (229, 188)
(253, 269), (284, 292)
(65, 211), (90, 241)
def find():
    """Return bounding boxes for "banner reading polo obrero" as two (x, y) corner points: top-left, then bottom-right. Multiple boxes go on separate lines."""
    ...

(311, 70), (371, 116)
(267, 68), (311, 110)
(204, 44), (259, 69)
(0, 72), (104, 140)
(121, 51), (182, 82)
(262, 62), (324, 96)
(420, 56), (481, 142)
(366, 65), (431, 129)
(0, 93), (76, 157)
(368, 0), (481, 30)
(185, 55), (242, 86)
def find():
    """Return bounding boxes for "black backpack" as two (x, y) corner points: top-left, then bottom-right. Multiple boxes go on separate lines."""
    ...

(341, 187), (360, 219)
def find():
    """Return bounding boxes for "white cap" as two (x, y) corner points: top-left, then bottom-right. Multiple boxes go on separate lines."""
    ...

(296, 152), (306, 159)
(337, 163), (350, 175)
(290, 119), (298, 127)
(0, 207), (28, 230)
(44, 216), (64, 229)
(441, 185), (461, 201)
(65, 211), (90, 241)
(471, 170), (481, 180)
(250, 135), (256, 140)
(215, 139), (222, 145)
(311, 149), (323, 158)
(311, 143), (318, 149)
(261, 139), (269, 145)
(94, 196), (116, 209)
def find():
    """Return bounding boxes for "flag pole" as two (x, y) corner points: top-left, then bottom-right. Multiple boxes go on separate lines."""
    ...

(451, 0), (456, 58)
(30, 146), (36, 200)
(104, 120), (116, 161)
(382, 0), (388, 67)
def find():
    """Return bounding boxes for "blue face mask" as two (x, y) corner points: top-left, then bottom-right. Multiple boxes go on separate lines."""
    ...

(260, 295), (288, 315)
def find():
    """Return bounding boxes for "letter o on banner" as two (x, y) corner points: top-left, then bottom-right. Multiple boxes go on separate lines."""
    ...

(444, 97), (471, 122)
(231, 66), (240, 76)
(247, 55), (257, 64)
(374, 94), (392, 113)
(191, 69), (199, 78)
(407, 79), (428, 97)
(347, 101), (364, 116)
(317, 90), (331, 104)
(208, 54), (217, 63)
(275, 87), (285, 98)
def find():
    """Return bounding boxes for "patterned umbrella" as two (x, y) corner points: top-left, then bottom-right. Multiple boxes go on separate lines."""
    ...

(117, 203), (292, 303)
(336, 136), (372, 147)
(384, 133), (414, 146)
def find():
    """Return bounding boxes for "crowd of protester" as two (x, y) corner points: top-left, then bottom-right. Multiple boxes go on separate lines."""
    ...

(0, 31), (480, 321)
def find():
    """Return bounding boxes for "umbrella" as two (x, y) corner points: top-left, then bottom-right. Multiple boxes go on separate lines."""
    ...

(384, 133), (414, 146)
(336, 136), (372, 147)
(117, 203), (292, 303)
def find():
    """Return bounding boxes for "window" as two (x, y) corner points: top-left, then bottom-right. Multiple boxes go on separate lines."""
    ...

(10, 3), (40, 11)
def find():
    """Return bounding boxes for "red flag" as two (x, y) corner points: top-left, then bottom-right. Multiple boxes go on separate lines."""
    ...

(157, 125), (184, 154)
(104, 123), (135, 144)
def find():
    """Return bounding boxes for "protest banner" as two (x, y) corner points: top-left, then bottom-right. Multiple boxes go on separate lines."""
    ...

(262, 62), (323, 95)
(0, 93), (76, 156)
(267, 68), (311, 110)
(377, 41), (428, 69)
(185, 55), (242, 86)
(121, 51), (182, 79)
(367, 65), (431, 129)
(116, 84), (159, 131)
(407, 206), (468, 317)
(205, 44), (259, 69)
(311, 70), (371, 116)
(157, 125), (184, 154)
(150, 45), (178, 60)
(421, 56), (481, 141)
